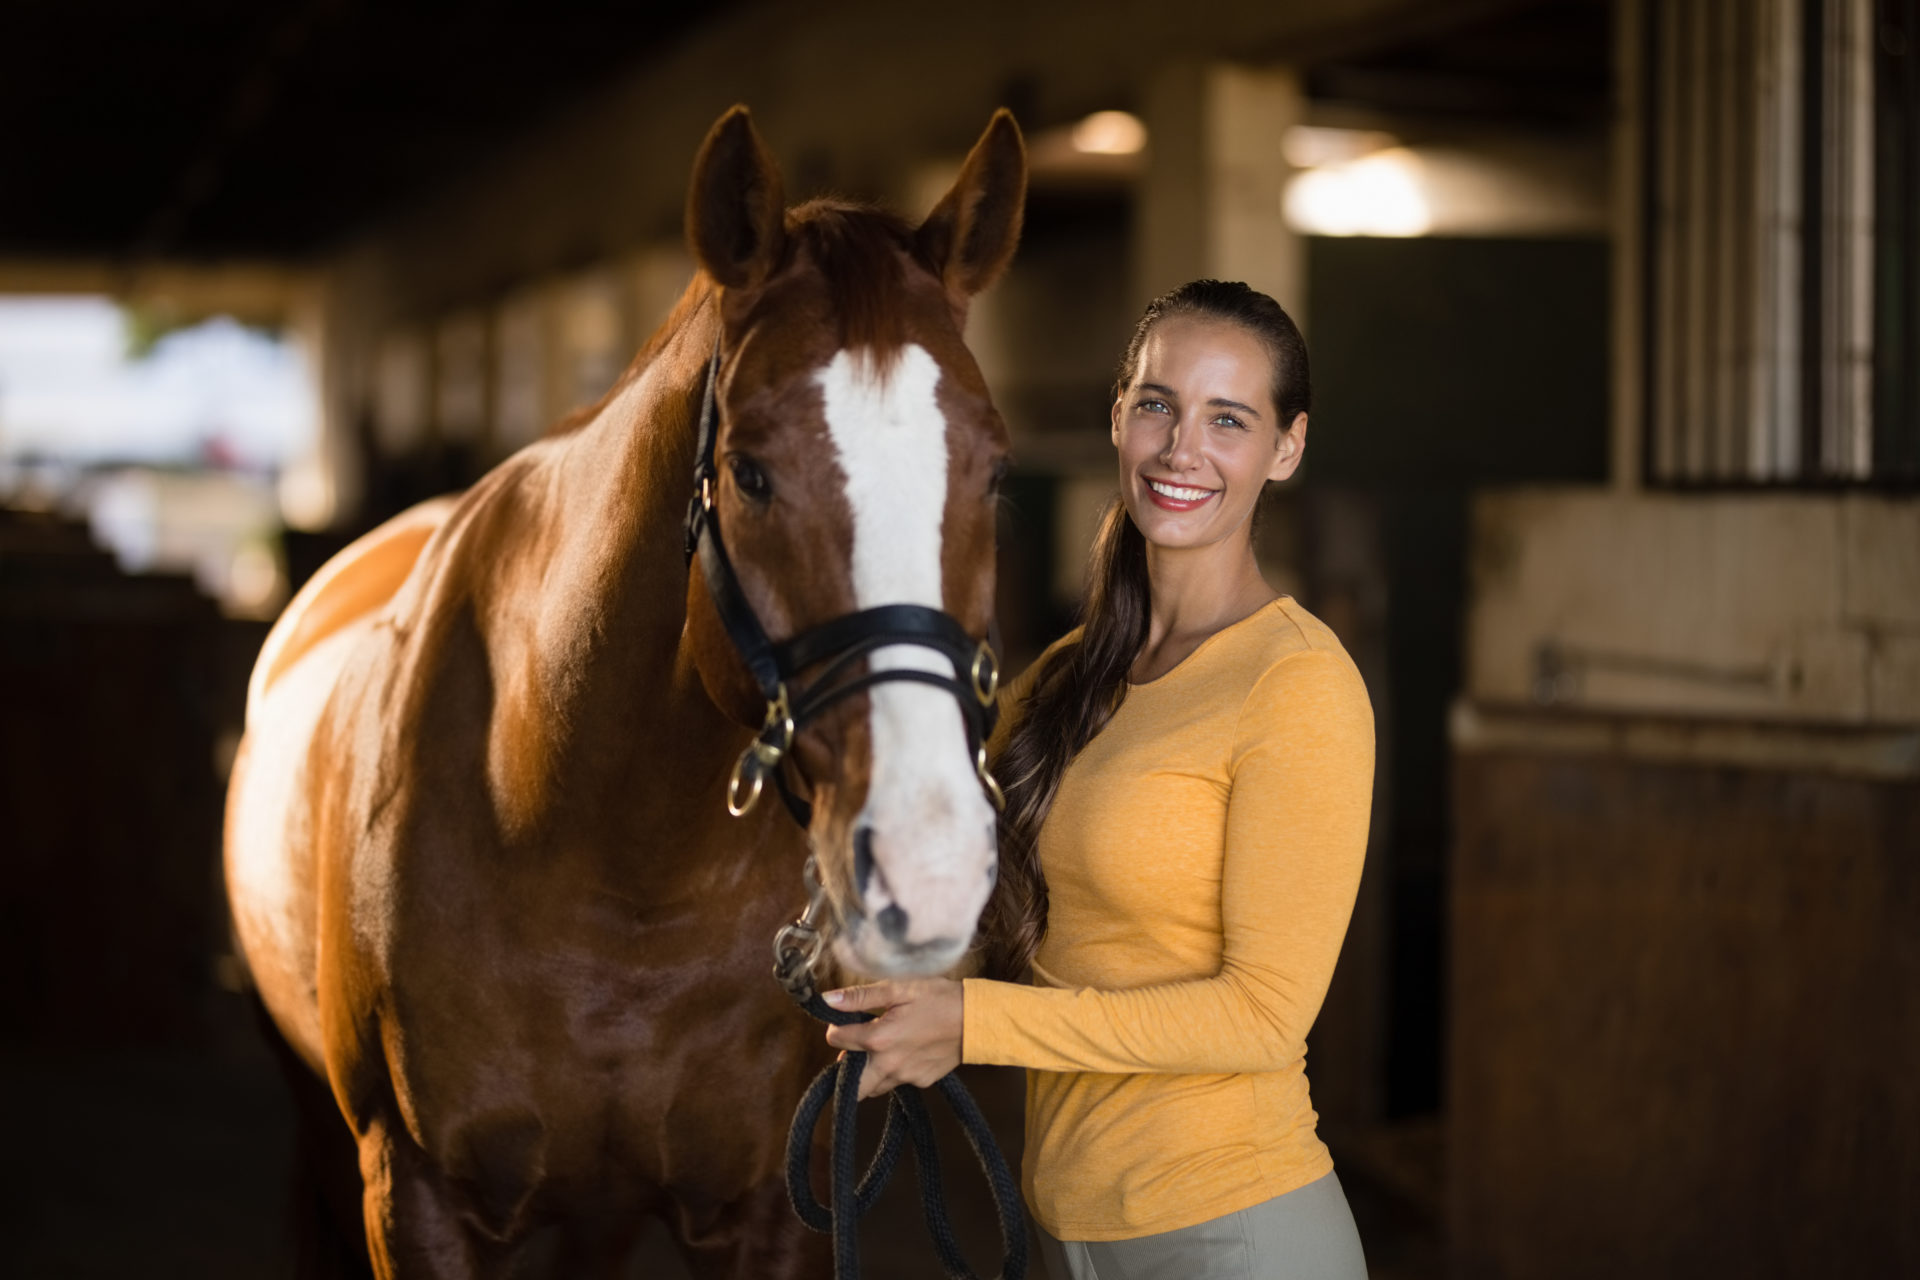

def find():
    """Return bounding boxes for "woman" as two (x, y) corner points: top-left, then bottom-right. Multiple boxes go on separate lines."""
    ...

(824, 279), (1374, 1279)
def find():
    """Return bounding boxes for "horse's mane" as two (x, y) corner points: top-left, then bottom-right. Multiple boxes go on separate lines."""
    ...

(545, 200), (924, 438)
(784, 199), (922, 364)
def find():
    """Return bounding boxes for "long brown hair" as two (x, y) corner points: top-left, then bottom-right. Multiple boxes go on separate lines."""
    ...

(981, 279), (1310, 979)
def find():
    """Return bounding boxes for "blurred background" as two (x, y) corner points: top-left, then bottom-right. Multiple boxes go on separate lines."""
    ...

(1, 0), (1914, 1275)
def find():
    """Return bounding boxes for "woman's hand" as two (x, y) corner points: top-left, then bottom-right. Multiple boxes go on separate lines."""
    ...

(821, 978), (963, 1100)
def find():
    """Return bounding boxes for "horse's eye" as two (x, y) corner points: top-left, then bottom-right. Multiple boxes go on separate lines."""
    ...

(988, 457), (1010, 498)
(728, 454), (773, 503)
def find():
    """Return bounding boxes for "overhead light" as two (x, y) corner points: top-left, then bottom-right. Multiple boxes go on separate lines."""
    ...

(1282, 125), (1397, 169)
(1070, 110), (1147, 156)
(1283, 148), (1432, 237)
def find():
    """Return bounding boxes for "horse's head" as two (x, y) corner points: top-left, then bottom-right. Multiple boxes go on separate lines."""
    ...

(683, 106), (1025, 979)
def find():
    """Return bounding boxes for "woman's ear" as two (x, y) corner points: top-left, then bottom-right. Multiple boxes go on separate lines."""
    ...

(1267, 412), (1309, 483)
(1110, 397), (1124, 447)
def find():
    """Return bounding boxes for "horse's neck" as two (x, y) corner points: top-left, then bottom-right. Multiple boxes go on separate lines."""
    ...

(519, 289), (800, 903)
(560, 307), (708, 581)
(492, 288), (728, 812)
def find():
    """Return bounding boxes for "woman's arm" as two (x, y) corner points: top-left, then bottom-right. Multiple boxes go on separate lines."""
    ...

(959, 647), (1374, 1075)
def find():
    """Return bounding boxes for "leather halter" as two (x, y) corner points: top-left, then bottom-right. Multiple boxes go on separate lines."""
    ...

(684, 336), (1031, 1279)
(682, 338), (1004, 830)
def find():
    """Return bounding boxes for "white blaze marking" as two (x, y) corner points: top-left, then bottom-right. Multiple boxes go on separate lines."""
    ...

(816, 345), (993, 946)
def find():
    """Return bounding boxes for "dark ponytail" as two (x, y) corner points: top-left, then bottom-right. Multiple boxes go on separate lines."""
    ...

(980, 498), (1148, 976)
(981, 279), (1309, 979)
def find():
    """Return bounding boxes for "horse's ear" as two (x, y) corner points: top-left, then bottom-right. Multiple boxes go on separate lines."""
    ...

(686, 105), (787, 291)
(918, 109), (1027, 300)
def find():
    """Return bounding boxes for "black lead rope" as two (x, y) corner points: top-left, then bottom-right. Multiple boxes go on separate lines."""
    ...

(780, 979), (1028, 1280)
(686, 328), (1027, 1277)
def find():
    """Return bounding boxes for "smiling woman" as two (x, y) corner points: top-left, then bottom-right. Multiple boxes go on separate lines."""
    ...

(1109, 307), (1306, 592)
(823, 280), (1375, 1280)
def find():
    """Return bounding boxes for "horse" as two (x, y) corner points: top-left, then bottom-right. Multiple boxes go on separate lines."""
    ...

(224, 104), (1027, 1278)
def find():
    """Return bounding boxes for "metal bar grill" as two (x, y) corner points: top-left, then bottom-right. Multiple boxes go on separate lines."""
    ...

(1646, 0), (1903, 486)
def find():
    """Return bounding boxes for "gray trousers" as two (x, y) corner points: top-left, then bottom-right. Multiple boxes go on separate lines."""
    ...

(1035, 1172), (1368, 1280)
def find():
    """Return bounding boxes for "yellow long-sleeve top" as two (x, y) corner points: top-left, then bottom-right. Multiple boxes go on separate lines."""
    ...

(961, 597), (1374, 1241)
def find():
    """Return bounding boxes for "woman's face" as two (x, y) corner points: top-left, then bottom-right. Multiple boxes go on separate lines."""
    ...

(1110, 315), (1306, 553)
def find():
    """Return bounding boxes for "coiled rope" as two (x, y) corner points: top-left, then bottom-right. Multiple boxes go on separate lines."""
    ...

(782, 986), (1028, 1279)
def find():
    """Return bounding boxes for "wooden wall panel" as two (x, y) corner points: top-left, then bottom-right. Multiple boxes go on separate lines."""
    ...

(1448, 747), (1919, 1278)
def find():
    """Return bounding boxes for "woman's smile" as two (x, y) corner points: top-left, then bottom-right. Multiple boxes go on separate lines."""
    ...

(1144, 476), (1219, 510)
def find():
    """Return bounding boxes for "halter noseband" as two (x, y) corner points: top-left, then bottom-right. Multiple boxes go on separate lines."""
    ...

(682, 339), (1005, 829)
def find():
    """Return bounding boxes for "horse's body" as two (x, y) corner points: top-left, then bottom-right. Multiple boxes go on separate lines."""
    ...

(225, 108), (1025, 1278)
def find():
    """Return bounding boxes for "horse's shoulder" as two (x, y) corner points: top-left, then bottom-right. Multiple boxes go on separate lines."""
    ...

(249, 497), (458, 713)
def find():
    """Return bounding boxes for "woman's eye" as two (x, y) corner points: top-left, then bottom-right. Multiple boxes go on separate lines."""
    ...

(728, 454), (772, 502)
(1136, 398), (1169, 414)
(1212, 414), (1246, 430)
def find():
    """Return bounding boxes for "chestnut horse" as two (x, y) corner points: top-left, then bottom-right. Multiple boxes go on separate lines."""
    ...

(225, 106), (1025, 1278)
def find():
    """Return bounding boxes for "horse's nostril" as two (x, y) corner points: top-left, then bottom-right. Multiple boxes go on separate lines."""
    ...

(854, 825), (877, 896)
(876, 903), (910, 944)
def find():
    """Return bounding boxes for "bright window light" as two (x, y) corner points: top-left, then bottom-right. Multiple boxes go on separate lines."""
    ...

(0, 296), (317, 467)
(0, 295), (317, 615)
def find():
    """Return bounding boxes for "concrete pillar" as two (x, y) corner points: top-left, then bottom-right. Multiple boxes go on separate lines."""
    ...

(1134, 63), (1308, 324)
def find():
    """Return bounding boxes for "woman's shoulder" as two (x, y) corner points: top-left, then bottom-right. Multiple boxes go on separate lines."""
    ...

(1214, 596), (1355, 671)
(1210, 598), (1368, 714)
(1270, 597), (1355, 661)
(1228, 599), (1372, 739)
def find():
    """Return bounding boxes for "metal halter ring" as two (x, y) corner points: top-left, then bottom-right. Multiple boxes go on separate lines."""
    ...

(970, 642), (1000, 707)
(975, 745), (1005, 812)
(728, 686), (796, 817)
(727, 752), (765, 817)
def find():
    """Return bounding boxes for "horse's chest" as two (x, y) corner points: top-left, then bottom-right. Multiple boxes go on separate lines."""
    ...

(387, 914), (811, 1202)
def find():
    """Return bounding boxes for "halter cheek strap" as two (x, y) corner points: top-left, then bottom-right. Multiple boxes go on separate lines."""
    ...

(682, 338), (1003, 829)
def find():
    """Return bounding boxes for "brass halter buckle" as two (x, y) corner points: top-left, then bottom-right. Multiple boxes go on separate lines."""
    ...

(967, 643), (1003, 809)
(975, 744), (1005, 811)
(970, 641), (1000, 707)
(727, 684), (796, 817)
